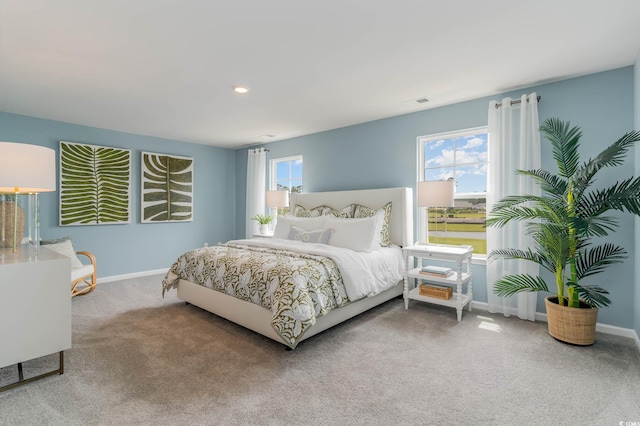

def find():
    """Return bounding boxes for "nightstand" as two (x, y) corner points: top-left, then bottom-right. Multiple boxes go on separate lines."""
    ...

(252, 231), (274, 238)
(403, 243), (473, 321)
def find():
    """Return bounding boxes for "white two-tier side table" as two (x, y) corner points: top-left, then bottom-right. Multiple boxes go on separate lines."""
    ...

(403, 243), (473, 321)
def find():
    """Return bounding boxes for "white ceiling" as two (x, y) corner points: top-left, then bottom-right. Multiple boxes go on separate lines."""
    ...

(1, 1), (639, 149)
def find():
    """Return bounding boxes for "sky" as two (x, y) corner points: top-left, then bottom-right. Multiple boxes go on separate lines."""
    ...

(424, 132), (488, 195)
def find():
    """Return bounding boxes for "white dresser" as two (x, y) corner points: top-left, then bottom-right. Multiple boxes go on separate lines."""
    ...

(0, 246), (71, 390)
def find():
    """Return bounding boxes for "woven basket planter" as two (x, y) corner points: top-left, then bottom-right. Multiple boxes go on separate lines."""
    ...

(545, 296), (598, 345)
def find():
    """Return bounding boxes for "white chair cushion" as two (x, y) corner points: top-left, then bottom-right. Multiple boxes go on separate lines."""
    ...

(71, 265), (94, 281)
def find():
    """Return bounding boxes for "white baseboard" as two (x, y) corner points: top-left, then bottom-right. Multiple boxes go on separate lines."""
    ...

(470, 301), (640, 343)
(97, 268), (169, 284)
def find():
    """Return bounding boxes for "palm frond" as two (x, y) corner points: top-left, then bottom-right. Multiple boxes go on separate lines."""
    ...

(490, 246), (556, 274)
(489, 248), (542, 263)
(486, 206), (540, 228)
(570, 215), (619, 238)
(572, 130), (640, 193)
(539, 118), (581, 179)
(493, 274), (550, 297)
(577, 177), (640, 218)
(576, 243), (627, 279)
(516, 169), (567, 196)
(573, 284), (611, 308)
(487, 195), (564, 228)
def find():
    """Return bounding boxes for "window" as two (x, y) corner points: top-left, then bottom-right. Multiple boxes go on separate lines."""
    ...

(270, 155), (303, 193)
(418, 127), (488, 255)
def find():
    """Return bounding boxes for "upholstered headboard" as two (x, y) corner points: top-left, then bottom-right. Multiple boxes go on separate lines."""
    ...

(289, 187), (414, 247)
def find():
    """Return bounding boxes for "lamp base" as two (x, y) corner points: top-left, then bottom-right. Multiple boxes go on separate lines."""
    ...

(0, 199), (25, 249)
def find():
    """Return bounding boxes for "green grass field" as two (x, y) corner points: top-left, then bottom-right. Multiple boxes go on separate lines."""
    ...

(424, 208), (487, 254)
(428, 223), (485, 232)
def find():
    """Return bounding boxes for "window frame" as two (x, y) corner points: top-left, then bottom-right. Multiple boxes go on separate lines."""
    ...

(417, 126), (488, 260)
(269, 155), (303, 192)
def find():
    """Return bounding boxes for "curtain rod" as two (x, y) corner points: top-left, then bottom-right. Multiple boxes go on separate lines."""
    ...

(249, 147), (270, 152)
(494, 95), (542, 109)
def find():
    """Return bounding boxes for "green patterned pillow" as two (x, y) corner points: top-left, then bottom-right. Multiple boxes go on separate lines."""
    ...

(329, 204), (355, 218)
(353, 202), (392, 247)
(294, 204), (354, 218)
(293, 204), (332, 217)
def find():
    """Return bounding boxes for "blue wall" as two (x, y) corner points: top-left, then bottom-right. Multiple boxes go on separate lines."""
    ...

(236, 66), (637, 329)
(0, 112), (237, 278)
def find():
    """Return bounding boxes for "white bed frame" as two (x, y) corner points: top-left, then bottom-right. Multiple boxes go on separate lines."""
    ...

(176, 187), (414, 347)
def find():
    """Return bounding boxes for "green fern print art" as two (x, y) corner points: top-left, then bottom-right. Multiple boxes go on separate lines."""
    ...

(141, 152), (193, 222)
(60, 141), (132, 226)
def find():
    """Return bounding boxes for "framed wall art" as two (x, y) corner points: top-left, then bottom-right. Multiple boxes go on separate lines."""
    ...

(141, 152), (193, 223)
(59, 141), (132, 226)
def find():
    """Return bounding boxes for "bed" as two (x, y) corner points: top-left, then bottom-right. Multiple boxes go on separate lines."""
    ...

(162, 187), (413, 348)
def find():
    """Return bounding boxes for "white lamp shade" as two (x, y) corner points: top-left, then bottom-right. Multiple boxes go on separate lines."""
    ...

(417, 180), (454, 208)
(266, 190), (289, 208)
(0, 142), (56, 193)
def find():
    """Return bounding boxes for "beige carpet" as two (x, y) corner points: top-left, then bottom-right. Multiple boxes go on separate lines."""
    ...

(1, 274), (639, 425)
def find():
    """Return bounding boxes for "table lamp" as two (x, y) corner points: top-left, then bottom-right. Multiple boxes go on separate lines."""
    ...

(266, 190), (290, 232)
(417, 180), (455, 244)
(0, 142), (56, 252)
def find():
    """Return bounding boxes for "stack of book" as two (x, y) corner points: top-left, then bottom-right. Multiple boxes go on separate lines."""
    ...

(418, 265), (454, 278)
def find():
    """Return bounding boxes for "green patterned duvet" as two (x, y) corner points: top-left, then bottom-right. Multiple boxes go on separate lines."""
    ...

(162, 243), (350, 348)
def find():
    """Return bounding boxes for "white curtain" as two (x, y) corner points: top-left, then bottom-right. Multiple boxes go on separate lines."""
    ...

(486, 93), (541, 321)
(246, 148), (267, 238)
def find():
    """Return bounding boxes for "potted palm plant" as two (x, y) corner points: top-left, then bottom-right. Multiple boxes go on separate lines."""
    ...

(251, 213), (273, 234)
(486, 118), (640, 345)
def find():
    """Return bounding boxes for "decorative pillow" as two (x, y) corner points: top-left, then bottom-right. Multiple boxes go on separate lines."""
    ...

(41, 235), (73, 245)
(329, 204), (355, 218)
(287, 226), (332, 244)
(353, 202), (393, 246)
(273, 215), (327, 239)
(293, 204), (332, 218)
(294, 204), (354, 218)
(324, 215), (378, 252)
(41, 239), (84, 269)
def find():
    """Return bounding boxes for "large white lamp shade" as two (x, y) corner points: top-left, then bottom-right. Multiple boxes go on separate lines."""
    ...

(0, 142), (56, 193)
(417, 180), (455, 208)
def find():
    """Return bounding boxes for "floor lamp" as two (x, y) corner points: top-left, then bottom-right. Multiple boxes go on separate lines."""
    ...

(417, 180), (455, 245)
(0, 142), (56, 253)
(265, 190), (290, 231)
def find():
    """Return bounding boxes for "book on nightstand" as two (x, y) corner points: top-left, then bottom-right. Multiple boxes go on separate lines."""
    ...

(419, 266), (454, 278)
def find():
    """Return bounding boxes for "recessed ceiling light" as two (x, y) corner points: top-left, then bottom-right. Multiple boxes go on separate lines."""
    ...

(260, 134), (275, 139)
(233, 85), (249, 94)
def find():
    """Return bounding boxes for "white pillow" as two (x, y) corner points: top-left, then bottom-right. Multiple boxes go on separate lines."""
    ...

(273, 215), (327, 239)
(41, 239), (84, 269)
(287, 226), (332, 244)
(324, 215), (379, 252)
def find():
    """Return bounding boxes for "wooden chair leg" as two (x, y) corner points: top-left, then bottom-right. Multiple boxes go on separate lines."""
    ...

(71, 272), (96, 297)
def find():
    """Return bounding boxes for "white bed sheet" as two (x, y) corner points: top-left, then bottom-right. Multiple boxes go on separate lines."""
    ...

(226, 238), (405, 301)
